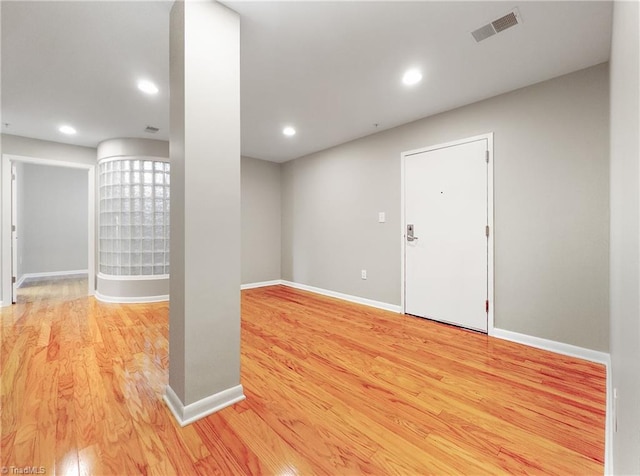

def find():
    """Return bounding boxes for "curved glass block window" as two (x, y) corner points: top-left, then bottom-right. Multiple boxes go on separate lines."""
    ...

(99, 159), (170, 276)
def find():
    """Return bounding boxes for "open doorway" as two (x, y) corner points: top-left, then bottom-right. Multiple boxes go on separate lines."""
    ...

(1, 154), (96, 305)
(14, 162), (89, 302)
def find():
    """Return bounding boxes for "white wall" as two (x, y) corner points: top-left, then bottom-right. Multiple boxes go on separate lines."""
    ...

(282, 63), (610, 352)
(2, 134), (97, 165)
(19, 163), (88, 276)
(609, 1), (640, 473)
(241, 156), (281, 284)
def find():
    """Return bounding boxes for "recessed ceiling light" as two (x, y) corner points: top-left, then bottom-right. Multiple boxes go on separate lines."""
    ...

(137, 79), (159, 95)
(402, 69), (423, 86)
(59, 125), (77, 135)
(283, 126), (296, 137)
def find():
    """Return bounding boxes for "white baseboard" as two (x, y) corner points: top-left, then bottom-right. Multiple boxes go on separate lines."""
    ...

(241, 280), (283, 290)
(98, 272), (169, 282)
(20, 269), (88, 281)
(16, 275), (26, 288)
(491, 327), (610, 365)
(280, 280), (401, 313)
(164, 384), (245, 427)
(240, 279), (401, 313)
(95, 291), (169, 304)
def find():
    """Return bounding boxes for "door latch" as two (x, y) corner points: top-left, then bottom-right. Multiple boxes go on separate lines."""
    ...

(407, 224), (419, 242)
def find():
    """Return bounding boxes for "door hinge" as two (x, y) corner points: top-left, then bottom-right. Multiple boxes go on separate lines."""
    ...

(12, 173), (16, 181)
(485, 225), (490, 237)
(485, 150), (489, 163)
(485, 300), (489, 313)
(11, 225), (16, 232)
(12, 276), (16, 284)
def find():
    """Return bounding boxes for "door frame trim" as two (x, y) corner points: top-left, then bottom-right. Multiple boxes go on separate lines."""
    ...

(1, 154), (96, 305)
(10, 163), (18, 301)
(400, 133), (494, 334)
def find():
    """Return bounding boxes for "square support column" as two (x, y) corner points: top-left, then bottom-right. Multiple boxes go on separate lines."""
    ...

(164, 0), (244, 426)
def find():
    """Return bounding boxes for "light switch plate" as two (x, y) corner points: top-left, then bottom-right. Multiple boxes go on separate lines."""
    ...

(378, 212), (386, 223)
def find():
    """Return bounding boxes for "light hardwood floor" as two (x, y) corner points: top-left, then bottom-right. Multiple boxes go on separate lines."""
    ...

(1, 280), (605, 474)
(14, 275), (88, 304)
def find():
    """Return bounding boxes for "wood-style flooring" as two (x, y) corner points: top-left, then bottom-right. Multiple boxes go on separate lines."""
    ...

(14, 275), (88, 304)
(1, 280), (605, 474)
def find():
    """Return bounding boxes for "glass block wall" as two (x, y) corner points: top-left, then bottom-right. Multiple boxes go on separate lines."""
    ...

(99, 159), (170, 276)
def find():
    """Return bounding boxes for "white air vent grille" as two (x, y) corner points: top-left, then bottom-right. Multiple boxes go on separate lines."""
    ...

(472, 8), (522, 43)
(145, 125), (159, 133)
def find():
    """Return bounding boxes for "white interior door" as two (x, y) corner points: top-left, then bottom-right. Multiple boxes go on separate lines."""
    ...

(11, 163), (18, 303)
(404, 138), (489, 332)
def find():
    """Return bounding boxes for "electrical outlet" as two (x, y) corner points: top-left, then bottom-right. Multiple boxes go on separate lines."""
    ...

(361, 269), (367, 280)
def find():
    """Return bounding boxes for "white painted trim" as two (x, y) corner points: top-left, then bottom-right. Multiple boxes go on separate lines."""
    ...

(2, 154), (93, 170)
(97, 272), (169, 281)
(2, 156), (12, 304)
(1, 154), (96, 304)
(94, 291), (169, 304)
(400, 153), (406, 313)
(400, 133), (495, 333)
(20, 269), (88, 280)
(240, 279), (401, 312)
(491, 327), (610, 365)
(98, 156), (169, 164)
(486, 134), (495, 334)
(241, 280), (283, 290)
(280, 280), (401, 313)
(87, 166), (96, 297)
(402, 134), (494, 158)
(11, 163), (18, 300)
(17, 270), (88, 290)
(163, 384), (245, 427)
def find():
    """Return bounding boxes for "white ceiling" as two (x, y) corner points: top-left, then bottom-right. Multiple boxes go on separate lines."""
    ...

(1, 1), (613, 163)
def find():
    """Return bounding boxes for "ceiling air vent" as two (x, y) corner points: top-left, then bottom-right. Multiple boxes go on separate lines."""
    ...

(471, 8), (522, 43)
(145, 125), (159, 133)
